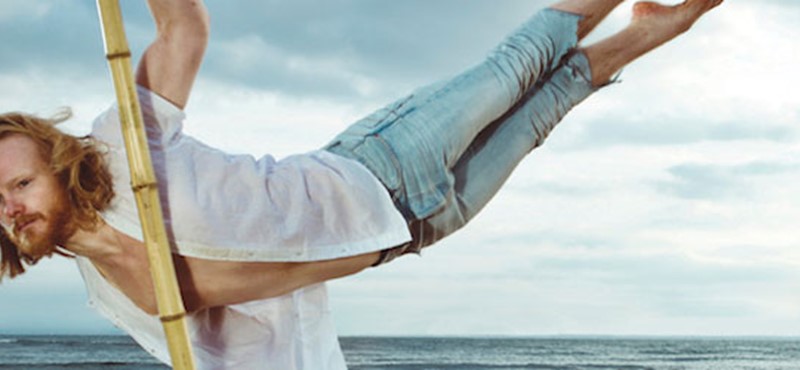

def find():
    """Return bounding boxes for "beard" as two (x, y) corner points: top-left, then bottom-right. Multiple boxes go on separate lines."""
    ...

(5, 192), (75, 263)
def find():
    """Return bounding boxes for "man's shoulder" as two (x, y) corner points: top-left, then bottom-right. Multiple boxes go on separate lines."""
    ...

(88, 104), (123, 146)
(89, 86), (189, 147)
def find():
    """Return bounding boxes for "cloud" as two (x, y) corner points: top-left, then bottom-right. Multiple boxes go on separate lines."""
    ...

(0, 2), (53, 21)
(656, 163), (749, 200)
(538, 0), (800, 152)
(199, 0), (552, 100)
(0, 0), (554, 104)
(763, 0), (800, 7)
(205, 34), (379, 101)
(654, 160), (800, 200)
(560, 114), (795, 150)
(0, 1), (104, 75)
(4, 0), (800, 338)
(331, 239), (800, 335)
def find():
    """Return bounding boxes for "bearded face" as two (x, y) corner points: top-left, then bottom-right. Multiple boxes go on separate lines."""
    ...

(1, 190), (72, 262)
(0, 134), (76, 263)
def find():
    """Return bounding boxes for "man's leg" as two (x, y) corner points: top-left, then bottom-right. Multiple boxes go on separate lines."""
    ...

(486, 0), (627, 102)
(376, 0), (723, 262)
(584, 0), (724, 85)
(388, 51), (599, 257)
(550, 0), (626, 40)
(365, 1), (633, 221)
(327, 4), (589, 220)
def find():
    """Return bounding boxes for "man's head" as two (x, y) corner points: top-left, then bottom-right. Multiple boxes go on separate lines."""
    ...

(0, 111), (114, 280)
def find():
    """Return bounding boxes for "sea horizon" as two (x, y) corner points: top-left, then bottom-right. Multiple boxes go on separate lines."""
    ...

(3, 333), (800, 339)
(2, 334), (800, 369)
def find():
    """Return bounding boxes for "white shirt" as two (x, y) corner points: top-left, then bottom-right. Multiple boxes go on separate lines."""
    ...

(75, 86), (411, 369)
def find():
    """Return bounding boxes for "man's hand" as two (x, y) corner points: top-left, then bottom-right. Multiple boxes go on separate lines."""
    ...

(136, 0), (209, 110)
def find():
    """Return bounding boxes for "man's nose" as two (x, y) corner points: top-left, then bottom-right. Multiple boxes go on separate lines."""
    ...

(2, 198), (24, 220)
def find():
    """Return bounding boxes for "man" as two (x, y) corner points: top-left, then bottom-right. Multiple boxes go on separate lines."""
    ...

(0, 0), (722, 368)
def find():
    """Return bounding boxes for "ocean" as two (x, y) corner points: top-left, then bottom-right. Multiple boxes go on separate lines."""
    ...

(0, 335), (798, 369)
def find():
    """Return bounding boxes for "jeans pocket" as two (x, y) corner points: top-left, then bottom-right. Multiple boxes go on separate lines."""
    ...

(356, 135), (403, 192)
(361, 93), (415, 133)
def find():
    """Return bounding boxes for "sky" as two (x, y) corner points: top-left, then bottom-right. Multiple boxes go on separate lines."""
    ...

(1, 0), (799, 337)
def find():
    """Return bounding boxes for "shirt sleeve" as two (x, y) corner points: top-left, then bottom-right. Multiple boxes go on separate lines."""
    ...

(91, 85), (187, 147)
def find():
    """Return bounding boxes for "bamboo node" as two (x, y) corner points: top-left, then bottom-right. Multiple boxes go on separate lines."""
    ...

(131, 182), (158, 192)
(160, 313), (187, 323)
(105, 51), (132, 60)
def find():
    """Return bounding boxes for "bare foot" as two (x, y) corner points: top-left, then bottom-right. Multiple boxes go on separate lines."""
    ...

(630, 0), (723, 45)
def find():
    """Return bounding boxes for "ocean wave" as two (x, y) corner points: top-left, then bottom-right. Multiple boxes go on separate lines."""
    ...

(4, 336), (799, 369)
(0, 361), (131, 368)
(11, 336), (130, 348)
(349, 363), (653, 370)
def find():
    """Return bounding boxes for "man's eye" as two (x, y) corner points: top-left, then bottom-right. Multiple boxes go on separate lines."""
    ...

(17, 179), (31, 188)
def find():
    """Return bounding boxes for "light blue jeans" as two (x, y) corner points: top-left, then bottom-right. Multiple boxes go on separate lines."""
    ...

(325, 9), (604, 265)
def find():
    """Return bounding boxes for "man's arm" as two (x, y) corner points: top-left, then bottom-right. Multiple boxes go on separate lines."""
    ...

(174, 252), (382, 313)
(136, 0), (209, 110)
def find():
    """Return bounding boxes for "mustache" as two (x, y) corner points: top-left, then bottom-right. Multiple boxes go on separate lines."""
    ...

(8, 214), (43, 236)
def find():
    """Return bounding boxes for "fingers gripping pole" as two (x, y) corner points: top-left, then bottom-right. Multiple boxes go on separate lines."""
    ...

(95, 1), (196, 369)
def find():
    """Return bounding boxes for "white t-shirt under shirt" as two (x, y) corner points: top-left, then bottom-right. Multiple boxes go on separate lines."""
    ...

(75, 86), (411, 369)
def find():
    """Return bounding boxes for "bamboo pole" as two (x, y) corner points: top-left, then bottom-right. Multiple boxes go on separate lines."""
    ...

(95, 1), (196, 369)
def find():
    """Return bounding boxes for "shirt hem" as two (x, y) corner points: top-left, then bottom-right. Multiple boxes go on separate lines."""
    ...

(172, 231), (411, 262)
(100, 211), (411, 262)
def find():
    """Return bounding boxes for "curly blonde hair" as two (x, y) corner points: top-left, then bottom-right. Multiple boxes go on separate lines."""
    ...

(0, 110), (114, 280)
